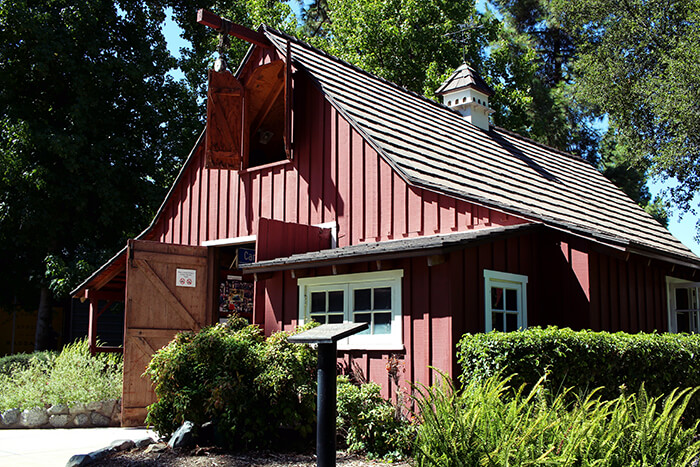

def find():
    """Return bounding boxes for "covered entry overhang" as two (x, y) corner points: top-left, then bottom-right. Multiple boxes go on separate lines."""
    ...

(71, 248), (128, 355)
(240, 223), (542, 275)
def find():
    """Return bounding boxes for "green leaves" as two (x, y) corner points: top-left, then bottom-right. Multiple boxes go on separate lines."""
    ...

(457, 327), (700, 420)
(414, 373), (700, 466)
(552, 0), (700, 224)
(0, 0), (201, 305)
(144, 320), (317, 448)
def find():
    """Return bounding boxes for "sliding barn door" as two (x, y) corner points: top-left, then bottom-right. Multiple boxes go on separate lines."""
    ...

(122, 240), (213, 426)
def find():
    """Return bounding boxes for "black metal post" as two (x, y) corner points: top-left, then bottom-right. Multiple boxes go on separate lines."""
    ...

(317, 342), (337, 467)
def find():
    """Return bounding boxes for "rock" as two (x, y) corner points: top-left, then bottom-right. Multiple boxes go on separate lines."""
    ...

(65, 454), (91, 467)
(1, 408), (20, 426)
(69, 403), (86, 415)
(21, 407), (48, 428)
(85, 401), (102, 412)
(101, 399), (117, 417)
(199, 421), (215, 445)
(144, 442), (167, 454)
(168, 420), (195, 449)
(49, 414), (70, 428)
(135, 437), (156, 448)
(90, 412), (111, 427)
(73, 413), (89, 427)
(47, 403), (69, 415)
(87, 446), (116, 463)
(111, 439), (135, 451)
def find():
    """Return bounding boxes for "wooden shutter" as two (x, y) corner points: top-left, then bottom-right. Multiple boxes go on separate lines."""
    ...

(205, 69), (244, 170)
(285, 41), (293, 159)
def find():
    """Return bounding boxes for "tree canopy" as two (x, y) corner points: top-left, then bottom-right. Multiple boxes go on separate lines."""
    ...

(552, 0), (700, 222)
(0, 0), (200, 346)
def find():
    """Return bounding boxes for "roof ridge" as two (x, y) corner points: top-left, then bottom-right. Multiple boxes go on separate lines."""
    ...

(491, 125), (591, 165)
(260, 25), (462, 120)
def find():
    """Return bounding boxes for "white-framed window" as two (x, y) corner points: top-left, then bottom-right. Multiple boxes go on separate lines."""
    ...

(298, 270), (403, 350)
(484, 270), (528, 332)
(667, 277), (700, 333)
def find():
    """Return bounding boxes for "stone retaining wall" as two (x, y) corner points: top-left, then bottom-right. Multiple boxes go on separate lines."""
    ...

(0, 399), (121, 429)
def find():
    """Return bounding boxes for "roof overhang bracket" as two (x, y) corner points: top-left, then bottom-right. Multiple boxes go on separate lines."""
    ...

(197, 9), (272, 48)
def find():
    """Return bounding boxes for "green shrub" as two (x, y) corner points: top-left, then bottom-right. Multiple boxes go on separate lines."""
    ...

(414, 373), (700, 466)
(336, 377), (415, 461)
(458, 326), (700, 418)
(144, 317), (317, 449)
(0, 351), (53, 375)
(0, 338), (122, 411)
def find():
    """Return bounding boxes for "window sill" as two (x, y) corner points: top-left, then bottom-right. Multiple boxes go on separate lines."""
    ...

(239, 158), (292, 174)
(337, 342), (405, 352)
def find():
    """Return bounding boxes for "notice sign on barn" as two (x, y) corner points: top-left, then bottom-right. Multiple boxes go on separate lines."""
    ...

(176, 268), (197, 288)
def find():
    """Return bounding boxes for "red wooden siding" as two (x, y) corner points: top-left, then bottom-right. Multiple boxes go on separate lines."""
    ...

(138, 48), (690, 397)
(146, 69), (528, 249)
(587, 249), (671, 333)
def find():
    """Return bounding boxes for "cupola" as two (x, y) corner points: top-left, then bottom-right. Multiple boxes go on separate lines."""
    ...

(435, 64), (494, 131)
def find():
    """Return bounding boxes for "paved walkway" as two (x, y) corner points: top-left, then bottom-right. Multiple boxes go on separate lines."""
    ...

(0, 427), (157, 467)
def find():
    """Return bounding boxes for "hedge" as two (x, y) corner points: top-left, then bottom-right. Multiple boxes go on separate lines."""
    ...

(457, 327), (700, 418)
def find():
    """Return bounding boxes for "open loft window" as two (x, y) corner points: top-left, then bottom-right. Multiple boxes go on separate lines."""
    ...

(298, 270), (404, 350)
(484, 270), (528, 332)
(205, 57), (292, 170)
(667, 279), (700, 333)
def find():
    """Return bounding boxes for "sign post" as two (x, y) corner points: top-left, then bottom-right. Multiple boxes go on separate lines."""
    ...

(288, 323), (369, 467)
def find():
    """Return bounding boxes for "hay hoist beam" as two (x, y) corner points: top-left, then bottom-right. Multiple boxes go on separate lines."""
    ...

(197, 9), (272, 47)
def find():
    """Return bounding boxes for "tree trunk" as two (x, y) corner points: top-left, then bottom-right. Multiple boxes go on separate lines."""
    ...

(34, 286), (54, 351)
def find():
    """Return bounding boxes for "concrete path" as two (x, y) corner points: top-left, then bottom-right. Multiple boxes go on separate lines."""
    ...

(0, 427), (158, 467)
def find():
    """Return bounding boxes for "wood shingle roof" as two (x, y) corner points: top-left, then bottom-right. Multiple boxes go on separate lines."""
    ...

(263, 27), (698, 265)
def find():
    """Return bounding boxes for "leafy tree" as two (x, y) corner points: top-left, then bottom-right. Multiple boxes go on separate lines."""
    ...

(552, 0), (700, 226)
(597, 130), (670, 227)
(153, 0), (297, 103)
(487, 0), (599, 162)
(319, 0), (492, 98)
(0, 0), (200, 349)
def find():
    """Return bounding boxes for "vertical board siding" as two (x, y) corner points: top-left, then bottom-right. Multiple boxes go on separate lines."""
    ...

(150, 72), (528, 249)
(587, 251), (670, 333)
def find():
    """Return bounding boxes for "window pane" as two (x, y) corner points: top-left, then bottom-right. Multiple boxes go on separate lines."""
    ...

(492, 312), (503, 331)
(354, 312), (371, 335)
(328, 291), (344, 312)
(492, 288), (504, 310)
(328, 314), (344, 324)
(374, 287), (392, 310)
(677, 311), (691, 332)
(354, 289), (371, 311)
(676, 288), (690, 310)
(310, 313), (326, 324)
(374, 312), (392, 334)
(311, 292), (325, 313)
(505, 289), (518, 311)
(505, 313), (518, 332)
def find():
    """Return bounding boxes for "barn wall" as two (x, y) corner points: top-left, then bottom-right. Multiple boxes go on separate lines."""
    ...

(261, 232), (541, 398)
(588, 249), (674, 333)
(146, 71), (528, 249)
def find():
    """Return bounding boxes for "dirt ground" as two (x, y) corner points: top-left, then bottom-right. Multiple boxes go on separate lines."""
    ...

(101, 444), (413, 466)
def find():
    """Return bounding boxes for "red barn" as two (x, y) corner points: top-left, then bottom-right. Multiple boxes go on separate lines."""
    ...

(73, 19), (700, 426)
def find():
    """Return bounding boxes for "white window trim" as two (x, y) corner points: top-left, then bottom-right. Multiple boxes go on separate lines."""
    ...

(298, 270), (404, 351)
(666, 276), (700, 333)
(484, 269), (528, 332)
(201, 235), (256, 247)
(314, 221), (338, 249)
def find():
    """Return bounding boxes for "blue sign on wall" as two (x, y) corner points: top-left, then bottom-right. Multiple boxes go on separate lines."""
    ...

(238, 248), (256, 265)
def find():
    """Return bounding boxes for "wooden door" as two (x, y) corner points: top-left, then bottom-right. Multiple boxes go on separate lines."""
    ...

(122, 240), (214, 426)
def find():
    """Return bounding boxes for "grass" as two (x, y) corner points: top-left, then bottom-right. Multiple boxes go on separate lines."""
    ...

(413, 373), (700, 466)
(0, 338), (123, 411)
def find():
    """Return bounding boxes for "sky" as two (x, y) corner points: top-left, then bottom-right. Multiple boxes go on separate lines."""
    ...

(161, 7), (700, 257)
